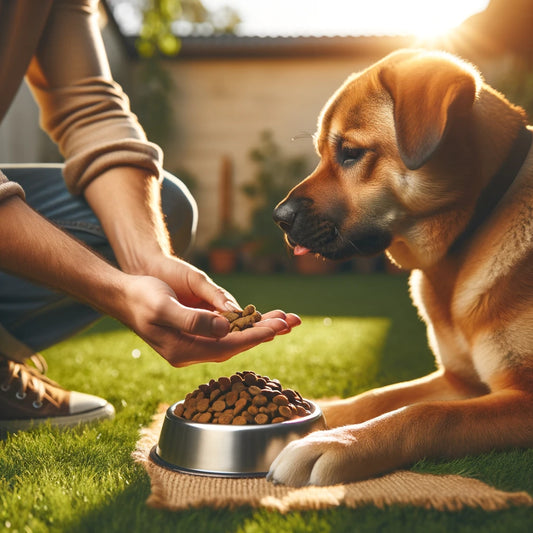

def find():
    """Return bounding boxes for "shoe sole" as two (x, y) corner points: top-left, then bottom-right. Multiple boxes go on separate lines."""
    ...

(0, 402), (115, 433)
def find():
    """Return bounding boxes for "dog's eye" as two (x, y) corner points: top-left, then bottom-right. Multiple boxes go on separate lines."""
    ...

(339, 147), (365, 167)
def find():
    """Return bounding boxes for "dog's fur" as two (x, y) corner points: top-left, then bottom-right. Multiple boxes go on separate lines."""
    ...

(269, 49), (533, 486)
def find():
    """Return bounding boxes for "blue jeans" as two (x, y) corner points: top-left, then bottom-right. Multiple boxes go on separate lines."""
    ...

(0, 164), (197, 355)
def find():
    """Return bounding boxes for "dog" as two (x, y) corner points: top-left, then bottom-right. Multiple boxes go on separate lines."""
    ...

(269, 49), (533, 486)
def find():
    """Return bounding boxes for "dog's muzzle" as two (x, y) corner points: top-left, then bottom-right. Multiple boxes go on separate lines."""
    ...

(273, 197), (393, 260)
(273, 197), (336, 252)
(272, 199), (300, 239)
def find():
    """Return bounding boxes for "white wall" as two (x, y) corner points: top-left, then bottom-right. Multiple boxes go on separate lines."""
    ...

(161, 55), (381, 247)
(0, 82), (55, 163)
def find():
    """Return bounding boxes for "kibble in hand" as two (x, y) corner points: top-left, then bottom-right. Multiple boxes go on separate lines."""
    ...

(222, 304), (262, 332)
(173, 371), (312, 426)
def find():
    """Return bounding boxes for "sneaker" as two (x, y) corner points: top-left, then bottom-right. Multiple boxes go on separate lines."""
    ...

(0, 355), (115, 433)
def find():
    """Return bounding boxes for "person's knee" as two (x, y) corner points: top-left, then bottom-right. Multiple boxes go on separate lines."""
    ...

(160, 171), (198, 257)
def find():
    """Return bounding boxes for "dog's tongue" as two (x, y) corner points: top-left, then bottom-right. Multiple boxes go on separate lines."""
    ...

(293, 245), (311, 256)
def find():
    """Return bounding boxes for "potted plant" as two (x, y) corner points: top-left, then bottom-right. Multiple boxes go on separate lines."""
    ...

(241, 131), (311, 273)
(208, 228), (243, 274)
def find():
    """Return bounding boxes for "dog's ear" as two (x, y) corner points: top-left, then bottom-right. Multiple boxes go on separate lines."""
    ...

(379, 53), (478, 170)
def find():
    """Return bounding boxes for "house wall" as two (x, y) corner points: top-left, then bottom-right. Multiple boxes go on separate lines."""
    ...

(0, 81), (57, 164)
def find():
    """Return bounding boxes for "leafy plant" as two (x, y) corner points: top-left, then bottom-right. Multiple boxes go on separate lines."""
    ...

(208, 226), (244, 250)
(135, 0), (240, 58)
(123, 0), (240, 148)
(131, 58), (176, 148)
(493, 66), (533, 118)
(241, 131), (310, 261)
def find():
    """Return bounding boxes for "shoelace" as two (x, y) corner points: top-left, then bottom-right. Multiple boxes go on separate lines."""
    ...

(28, 353), (48, 375)
(0, 360), (46, 408)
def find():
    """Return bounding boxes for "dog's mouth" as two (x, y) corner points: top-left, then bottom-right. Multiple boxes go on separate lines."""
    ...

(283, 218), (340, 259)
(277, 208), (392, 261)
(285, 230), (392, 260)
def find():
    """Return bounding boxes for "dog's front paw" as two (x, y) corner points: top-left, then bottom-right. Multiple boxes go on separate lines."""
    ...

(267, 428), (361, 487)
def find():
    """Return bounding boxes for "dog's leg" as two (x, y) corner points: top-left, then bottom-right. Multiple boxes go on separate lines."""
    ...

(268, 384), (533, 486)
(319, 368), (488, 428)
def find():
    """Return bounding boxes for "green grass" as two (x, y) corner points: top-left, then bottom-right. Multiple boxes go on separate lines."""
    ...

(1, 273), (532, 533)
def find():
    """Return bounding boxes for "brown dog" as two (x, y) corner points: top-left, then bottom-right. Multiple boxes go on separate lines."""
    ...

(269, 49), (533, 486)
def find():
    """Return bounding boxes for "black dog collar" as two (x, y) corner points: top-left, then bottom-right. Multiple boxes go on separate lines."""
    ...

(450, 126), (532, 254)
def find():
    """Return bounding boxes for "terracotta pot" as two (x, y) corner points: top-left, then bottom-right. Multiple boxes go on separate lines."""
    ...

(208, 249), (238, 274)
(294, 254), (338, 275)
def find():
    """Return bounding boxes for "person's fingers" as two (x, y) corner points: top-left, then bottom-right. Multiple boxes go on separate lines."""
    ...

(140, 309), (302, 367)
(270, 315), (301, 334)
(285, 313), (302, 328)
(260, 310), (301, 322)
(250, 317), (291, 334)
(260, 310), (286, 320)
(156, 296), (230, 338)
(256, 310), (302, 332)
(184, 267), (242, 312)
(152, 323), (281, 367)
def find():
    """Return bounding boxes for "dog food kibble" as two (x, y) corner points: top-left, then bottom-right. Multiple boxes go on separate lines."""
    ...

(173, 371), (312, 425)
(222, 304), (262, 332)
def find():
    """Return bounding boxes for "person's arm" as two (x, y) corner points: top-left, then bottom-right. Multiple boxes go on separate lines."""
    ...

(0, 196), (129, 317)
(23, 1), (302, 352)
(0, 196), (300, 366)
(27, 0), (162, 196)
(83, 167), (240, 312)
(32, 2), (294, 331)
(84, 168), (171, 274)
(27, 0), (250, 314)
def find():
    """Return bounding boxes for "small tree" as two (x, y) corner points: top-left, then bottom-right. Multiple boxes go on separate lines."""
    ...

(494, 68), (533, 119)
(110, 0), (240, 148)
(241, 131), (310, 267)
(136, 0), (240, 57)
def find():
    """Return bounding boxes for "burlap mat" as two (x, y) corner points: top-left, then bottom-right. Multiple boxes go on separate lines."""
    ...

(133, 407), (533, 513)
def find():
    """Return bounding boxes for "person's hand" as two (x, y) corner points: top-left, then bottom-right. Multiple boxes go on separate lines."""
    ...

(143, 253), (245, 312)
(120, 274), (301, 367)
(82, 169), (301, 365)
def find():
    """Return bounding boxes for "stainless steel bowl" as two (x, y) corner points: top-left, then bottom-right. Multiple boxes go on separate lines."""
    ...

(151, 399), (326, 477)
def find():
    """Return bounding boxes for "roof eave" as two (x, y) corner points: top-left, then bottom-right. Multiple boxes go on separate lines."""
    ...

(123, 34), (415, 61)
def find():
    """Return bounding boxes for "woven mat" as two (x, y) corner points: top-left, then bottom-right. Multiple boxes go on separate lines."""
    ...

(133, 408), (533, 513)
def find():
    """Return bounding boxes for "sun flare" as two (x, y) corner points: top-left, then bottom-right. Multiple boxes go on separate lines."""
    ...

(383, 0), (490, 38)
(206, 0), (491, 38)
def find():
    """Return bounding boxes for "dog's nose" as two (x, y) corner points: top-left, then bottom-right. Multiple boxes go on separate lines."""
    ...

(273, 200), (297, 232)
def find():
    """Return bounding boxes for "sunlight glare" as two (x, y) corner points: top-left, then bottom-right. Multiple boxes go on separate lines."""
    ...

(390, 0), (490, 38)
(203, 0), (490, 38)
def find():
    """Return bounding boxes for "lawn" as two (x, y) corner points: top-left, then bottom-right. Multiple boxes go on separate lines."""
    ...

(1, 273), (532, 532)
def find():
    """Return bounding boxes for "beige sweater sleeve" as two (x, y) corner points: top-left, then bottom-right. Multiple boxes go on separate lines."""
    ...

(0, 172), (25, 203)
(25, 0), (162, 195)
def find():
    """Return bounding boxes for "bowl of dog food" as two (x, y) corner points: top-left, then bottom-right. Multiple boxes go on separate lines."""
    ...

(151, 370), (326, 477)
